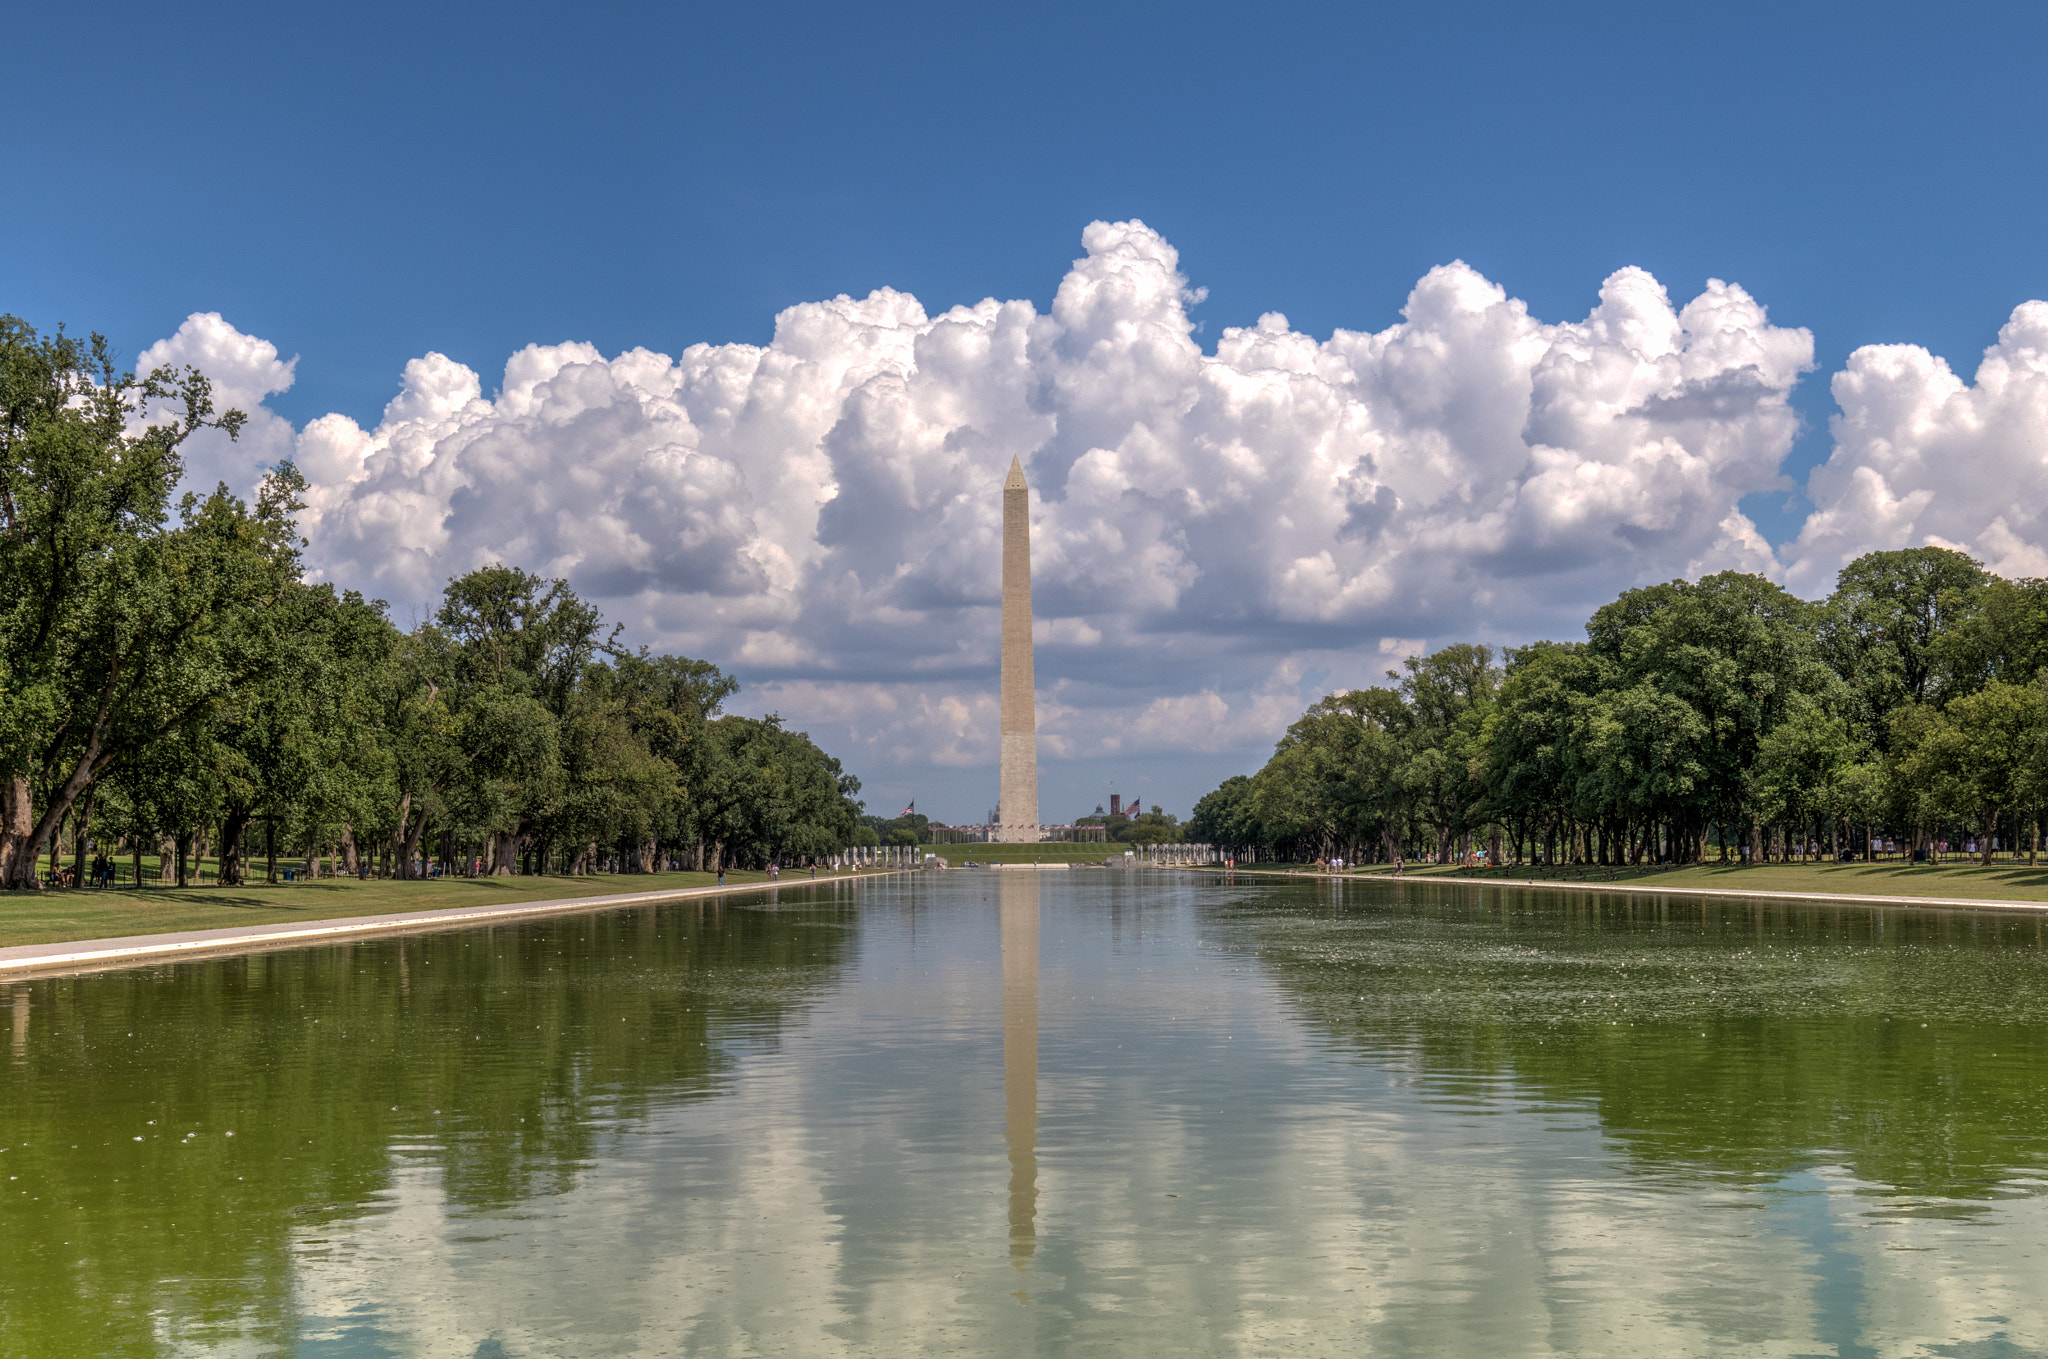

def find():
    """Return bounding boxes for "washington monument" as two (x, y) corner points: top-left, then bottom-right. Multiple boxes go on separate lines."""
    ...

(996, 455), (1040, 842)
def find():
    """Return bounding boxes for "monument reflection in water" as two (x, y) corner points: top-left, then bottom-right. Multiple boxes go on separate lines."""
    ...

(1001, 870), (1039, 1289)
(12, 875), (2048, 1353)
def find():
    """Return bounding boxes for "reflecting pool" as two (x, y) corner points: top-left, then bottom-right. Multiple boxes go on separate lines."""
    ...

(6, 873), (2048, 1356)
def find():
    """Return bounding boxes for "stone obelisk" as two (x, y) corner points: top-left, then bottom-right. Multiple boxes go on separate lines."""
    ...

(996, 456), (1039, 842)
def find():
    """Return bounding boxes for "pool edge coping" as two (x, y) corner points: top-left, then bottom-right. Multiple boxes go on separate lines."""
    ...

(1200, 866), (2048, 915)
(0, 871), (916, 979)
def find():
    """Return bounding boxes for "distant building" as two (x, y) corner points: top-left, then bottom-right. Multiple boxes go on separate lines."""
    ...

(933, 822), (1104, 844)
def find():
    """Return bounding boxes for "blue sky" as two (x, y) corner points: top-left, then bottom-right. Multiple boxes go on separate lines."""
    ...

(10, 0), (2048, 820)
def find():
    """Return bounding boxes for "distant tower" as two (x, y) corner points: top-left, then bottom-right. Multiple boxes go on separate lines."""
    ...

(996, 456), (1040, 842)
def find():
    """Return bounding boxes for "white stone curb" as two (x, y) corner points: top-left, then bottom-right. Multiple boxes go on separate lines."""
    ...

(1203, 866), (2048, 915)
(0, 872), (909, 979)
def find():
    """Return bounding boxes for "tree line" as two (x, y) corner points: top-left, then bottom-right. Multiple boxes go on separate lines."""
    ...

(1074, 804), (1186, 845)
(0, 316), (863, 890)
(1191, 550), (2048, 868)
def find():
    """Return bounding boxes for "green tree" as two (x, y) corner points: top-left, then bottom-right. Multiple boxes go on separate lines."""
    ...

(1, 321), (260, 892)
(1486, 642), (1609, 863)
(1820, 547), (1988, 750)
(1940, 682), (2044, 865)
(610, 649), (739, 870)
(1587, 571), (1830, 861)
(0, 317), (270, 887)
(1578, 683), (1712, 862)
(694, 716), (860, 870)
(1746, 701), (1863, 859)
(1190, 774), (1260, 854)
(1929, 575), (2048, 698)
(1392, 644), (1498, 862)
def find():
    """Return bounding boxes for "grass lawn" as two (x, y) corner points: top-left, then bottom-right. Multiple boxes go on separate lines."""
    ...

(1316, 859), (2048, 903)
(0, 867), (871, 949)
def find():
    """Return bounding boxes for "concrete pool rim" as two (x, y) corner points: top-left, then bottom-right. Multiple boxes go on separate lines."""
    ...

(0, 872), (920, 979)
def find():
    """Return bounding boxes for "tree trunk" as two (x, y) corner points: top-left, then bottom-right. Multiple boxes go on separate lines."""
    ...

(219, 806), (252, 886)
(341, 821), (358, 877)
(0, 774), (38, 890)
(398, 800), (428, 881)
(48, 808), (67, 882)
(1984, 804), (1998, 867)
(12, 712), (131, 890)
(489, 828), (518, 876)
(391, 791), (415, 880)
(70, 783), (95, 886)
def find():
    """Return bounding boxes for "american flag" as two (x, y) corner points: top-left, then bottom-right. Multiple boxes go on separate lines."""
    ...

(897, 800), (915, 818)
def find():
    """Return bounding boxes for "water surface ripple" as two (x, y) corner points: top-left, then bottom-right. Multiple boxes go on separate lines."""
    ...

(4, 873), (2047, 1356)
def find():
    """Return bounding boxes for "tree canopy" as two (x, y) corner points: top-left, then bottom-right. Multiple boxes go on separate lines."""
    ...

(1, 315), (865, 889)
(1199, 552), (2048, 867)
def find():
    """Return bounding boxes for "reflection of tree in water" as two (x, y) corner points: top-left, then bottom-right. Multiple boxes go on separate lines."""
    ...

(0, 887), (855, 1353)
(1238, 882), (2048, 1201)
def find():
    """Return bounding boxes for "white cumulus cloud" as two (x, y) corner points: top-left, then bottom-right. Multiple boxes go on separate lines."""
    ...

(1786, 302), (2048, 589)
(152, 221), (1836, 816)
(136, 312), (298, 499)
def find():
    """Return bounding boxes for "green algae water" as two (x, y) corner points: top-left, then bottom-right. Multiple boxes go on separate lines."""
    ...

(6, 873), (2048, 1357)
